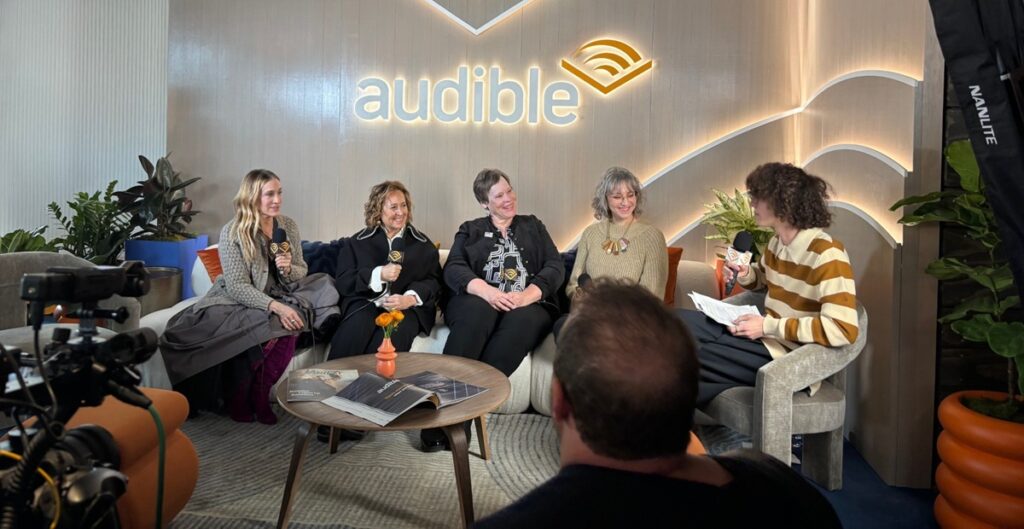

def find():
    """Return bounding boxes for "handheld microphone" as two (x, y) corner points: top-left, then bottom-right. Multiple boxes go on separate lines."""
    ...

(724, 231), (754, 296)
(271, 222), (290, 276)
(387, 236), (405, 265)
(578, 273), (593, 290)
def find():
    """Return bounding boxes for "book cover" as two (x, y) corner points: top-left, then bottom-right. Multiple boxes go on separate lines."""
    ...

(321, 371), (488, 426)
(287, 368), (359, 402)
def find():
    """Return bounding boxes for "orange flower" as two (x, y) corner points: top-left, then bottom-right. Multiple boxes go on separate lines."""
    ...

(390, 310), (405, 322)
(375, 312), (393, 327)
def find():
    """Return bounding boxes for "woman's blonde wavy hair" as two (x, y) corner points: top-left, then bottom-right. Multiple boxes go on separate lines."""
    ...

(364, 181), (413, 227)
(232, 169), (280, 264)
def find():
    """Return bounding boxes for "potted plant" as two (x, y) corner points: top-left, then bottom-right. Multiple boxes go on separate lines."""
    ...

(891, 139), (1024, 528)
(699, 189), (774, 297)
(0, 226), (56, 254)
(47, 181), (132, 264)
(117, 154), (206, 299)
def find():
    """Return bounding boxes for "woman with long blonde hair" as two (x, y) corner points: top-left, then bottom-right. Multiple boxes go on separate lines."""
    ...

(161, 169), (340, 424)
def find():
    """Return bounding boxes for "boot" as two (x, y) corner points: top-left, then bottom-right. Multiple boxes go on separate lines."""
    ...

(228, 375), (255, 423)
(252, 335), (298, 425)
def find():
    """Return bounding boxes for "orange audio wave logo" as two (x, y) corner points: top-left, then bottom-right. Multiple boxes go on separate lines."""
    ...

(561, 38), (653, 95)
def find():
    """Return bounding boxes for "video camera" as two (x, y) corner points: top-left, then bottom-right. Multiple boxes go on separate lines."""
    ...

(0, 261), (159, 529)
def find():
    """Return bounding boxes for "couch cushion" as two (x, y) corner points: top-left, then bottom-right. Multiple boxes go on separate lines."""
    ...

(196, 247), (223, 282)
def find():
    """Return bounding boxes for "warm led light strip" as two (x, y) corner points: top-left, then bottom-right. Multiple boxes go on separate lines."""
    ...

(422, 0), (536, 36)
(644, 69), (919, 191)
(801, 144), (909, 178)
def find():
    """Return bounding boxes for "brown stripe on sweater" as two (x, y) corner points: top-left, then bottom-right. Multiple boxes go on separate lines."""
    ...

(784, 318), (800, 341)
(767, 282), (822, 312)
(763, 250), (854, 285)
(808, 238), (846, 254)
(820, 292), (857, 309)
(766, 307), (781, 318)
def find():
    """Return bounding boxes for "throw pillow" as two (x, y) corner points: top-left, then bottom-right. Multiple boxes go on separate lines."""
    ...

(196, 248), (223, 281)
(664, 247), (684, 305)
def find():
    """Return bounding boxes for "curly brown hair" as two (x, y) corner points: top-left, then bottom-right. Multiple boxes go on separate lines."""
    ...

(745, 163), (832, 229)
(363, 181), (413, 227)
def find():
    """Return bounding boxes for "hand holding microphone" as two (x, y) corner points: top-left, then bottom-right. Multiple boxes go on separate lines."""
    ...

(723, 231), (754, 296)
(382, 238), (405, 282)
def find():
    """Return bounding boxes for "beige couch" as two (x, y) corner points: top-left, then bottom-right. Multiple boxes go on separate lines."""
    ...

(140, 251), (720, 415)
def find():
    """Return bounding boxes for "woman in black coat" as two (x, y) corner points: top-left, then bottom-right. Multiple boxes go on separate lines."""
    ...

(329, 181), (441, 359)
(442, 168), (564, 376)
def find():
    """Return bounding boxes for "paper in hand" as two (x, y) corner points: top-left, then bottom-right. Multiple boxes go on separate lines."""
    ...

(688, 291), (761, 328)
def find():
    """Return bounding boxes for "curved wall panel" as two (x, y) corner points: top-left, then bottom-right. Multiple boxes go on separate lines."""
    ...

(804, 149), (907, 242)
(803, 0), (927, 100)
(796, 76), (917, 171)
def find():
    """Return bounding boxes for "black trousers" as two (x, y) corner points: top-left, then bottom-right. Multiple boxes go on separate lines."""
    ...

(676, 309), (773, 408)
(443, 294), (553, 376)
(328, 304), (423, 359)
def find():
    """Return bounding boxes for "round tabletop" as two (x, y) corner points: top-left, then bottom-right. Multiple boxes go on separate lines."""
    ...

(275, 353), (511, 431)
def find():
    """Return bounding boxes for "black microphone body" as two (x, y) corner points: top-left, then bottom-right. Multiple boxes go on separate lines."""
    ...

(724, 231), (754, 297)
(272, 223), (289, 277)
(578, 273), (593, 290)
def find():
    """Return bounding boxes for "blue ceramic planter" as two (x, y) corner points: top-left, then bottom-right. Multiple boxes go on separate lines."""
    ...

(124, 235), (209, 299)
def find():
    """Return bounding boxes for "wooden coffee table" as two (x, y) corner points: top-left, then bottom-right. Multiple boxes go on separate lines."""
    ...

(274, 353), (511, 528)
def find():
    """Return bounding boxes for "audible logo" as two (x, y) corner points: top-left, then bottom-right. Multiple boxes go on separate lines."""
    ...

(355, 66), (579, 125)
(354, 38), (651, 125)
(561, 39), (653, 95)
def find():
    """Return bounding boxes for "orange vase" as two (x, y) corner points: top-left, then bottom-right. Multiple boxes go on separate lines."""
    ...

(934, 390), (1024, 529)
(375, 337), (397, 378)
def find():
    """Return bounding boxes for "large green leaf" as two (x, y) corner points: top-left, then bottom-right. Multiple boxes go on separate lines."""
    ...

(891, 191), (958, 211)
(946, 140), (982, 192)
(951, 314), (995, 343)
(925, 257), (973, 281)
(939, 292), (998, 323)
(987, 322), (1024, 359)
(1017, 356), (1024, 396)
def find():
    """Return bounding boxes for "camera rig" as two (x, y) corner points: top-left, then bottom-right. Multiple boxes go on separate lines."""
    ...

(0, 262), (160, 529)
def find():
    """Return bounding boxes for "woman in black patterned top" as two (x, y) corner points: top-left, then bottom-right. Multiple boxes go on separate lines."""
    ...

(161, 169), (340, 424)
(442, 169), (564, 376)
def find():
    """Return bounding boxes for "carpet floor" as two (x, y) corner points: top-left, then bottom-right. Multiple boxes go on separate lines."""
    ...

(169, 411), (561, 529)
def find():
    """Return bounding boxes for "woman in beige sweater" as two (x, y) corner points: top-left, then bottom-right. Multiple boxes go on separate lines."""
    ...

(565, 167), (668, 303)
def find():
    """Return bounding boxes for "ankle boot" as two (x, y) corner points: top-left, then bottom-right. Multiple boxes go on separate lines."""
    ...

(250, 364), (276, 425)
(228, 377), (254, 423)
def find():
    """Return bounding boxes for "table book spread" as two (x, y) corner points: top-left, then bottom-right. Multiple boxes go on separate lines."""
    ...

(286, 368), (359, 402)
(321, 371), (488, 426)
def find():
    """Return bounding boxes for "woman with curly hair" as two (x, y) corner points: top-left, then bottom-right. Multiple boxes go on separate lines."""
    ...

(677, 162), (859, 406)
(329, 181), (441, 359)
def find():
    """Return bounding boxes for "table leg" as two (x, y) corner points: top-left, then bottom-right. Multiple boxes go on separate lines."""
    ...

(443, 422), (474, 528)
(329, 426), (341, 454)
(277, 422), (315, 529)
(474, 415), (491, 461)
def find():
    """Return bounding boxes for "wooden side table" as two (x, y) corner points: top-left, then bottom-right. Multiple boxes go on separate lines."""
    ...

(274, 353), (511, 528)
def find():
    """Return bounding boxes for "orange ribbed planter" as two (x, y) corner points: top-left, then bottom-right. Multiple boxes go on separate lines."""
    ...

(935, 391), (1024, 529)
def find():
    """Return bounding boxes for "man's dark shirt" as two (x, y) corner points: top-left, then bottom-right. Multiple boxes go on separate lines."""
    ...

(473, 450), (841, 528)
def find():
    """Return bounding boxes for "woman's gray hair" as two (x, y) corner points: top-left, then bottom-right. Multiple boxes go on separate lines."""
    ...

(591, 166), (644, 220)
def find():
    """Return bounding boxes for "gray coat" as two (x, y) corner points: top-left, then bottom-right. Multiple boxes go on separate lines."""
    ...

(193, 215), (308, 311)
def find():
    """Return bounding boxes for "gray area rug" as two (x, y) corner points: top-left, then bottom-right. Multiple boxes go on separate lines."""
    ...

(169, 410), (558, 529)
(170, 410), (741, 528)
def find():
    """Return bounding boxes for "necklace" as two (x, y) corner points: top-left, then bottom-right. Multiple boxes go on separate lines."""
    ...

(602, 218), (634, 255)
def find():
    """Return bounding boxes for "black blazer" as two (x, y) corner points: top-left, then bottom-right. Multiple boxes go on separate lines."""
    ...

(443, 215), (564, 316)
(335, 225), (442, 335)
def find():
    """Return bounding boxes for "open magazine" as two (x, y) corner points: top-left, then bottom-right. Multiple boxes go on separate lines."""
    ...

(287, 368), (359, 402)
(321, 371), (488, 426)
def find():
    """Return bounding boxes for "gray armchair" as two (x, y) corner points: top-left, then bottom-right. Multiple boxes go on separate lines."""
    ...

(699, 290), (868, 490)
(0, 251), (142, 352)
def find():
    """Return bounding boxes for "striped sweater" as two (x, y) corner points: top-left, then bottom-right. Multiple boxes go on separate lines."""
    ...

(738, 228), (859, 361)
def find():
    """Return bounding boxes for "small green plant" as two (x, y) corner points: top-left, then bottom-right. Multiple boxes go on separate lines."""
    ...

(892, 139), (1023, 422)
(116, 154), (201, 241)
(699, 189), (774, 261)
(0, 226), (56, 253)
(48, 181), (132, 265)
